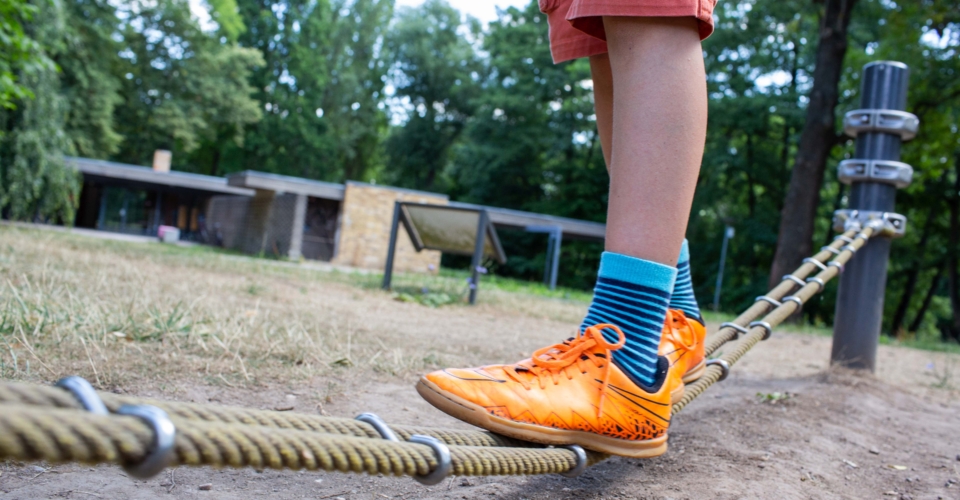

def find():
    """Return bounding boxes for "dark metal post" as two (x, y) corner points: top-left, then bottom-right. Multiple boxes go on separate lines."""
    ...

(468, 210), (489, 305)
(382, 201), (402, 290)
(831, 61), (916, 371)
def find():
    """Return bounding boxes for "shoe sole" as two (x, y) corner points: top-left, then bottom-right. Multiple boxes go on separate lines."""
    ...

(669, 359), (706, 404)
(416, 378), (668, 458)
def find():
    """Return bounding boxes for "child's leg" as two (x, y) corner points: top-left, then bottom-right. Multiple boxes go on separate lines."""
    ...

(590, 42), (702, 323)
(418, 14), (710, 456)
(604, 16), (706, 265)
(589, 53), (613, 169)
(578, 16), (705, 386)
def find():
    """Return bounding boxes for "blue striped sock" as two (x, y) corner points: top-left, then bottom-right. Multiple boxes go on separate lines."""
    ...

(580, 252), (677, 387)
(669, 240), (702, 322)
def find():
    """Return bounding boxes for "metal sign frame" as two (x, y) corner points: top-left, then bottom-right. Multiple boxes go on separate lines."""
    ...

(382, 202), (506, 305)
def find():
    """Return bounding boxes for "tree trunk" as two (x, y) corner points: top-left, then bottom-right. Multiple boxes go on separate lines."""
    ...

(768, 0), (858, 289)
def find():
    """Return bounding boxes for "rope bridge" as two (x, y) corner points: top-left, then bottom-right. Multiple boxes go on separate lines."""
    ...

(0, 223), (883, 484)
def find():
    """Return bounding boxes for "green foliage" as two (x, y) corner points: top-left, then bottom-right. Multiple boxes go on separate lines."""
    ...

(207, 0), (246, 42)
(382, 0), (482, 191)
(0, 0), (46, 108)
(111, 0), (263, 168)
(0, 0), (79, 224)
(57, 0), (123, 158)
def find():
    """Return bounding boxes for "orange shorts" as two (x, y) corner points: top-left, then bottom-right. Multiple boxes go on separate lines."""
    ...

(539, 0), (717, 63)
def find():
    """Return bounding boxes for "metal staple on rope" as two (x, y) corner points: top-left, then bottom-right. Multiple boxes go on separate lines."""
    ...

(821, 246), (841, 255)
(803, 257), (828, 271)
(782, 274), (806, 288)
(55, 376), (108, 415)
(115, 405), (176, 479)
(748, 321), (773, 340)
(755, 296), (783, 308)
(782, 296), (803, 310)
(705, 359), (730, 381)
(835, 235), (854, 244)
(356, 413), (399, 442)
(829, 261), (844, 273)
(806, 277), (825, 292)
(719, 322), (749, 339)
(408, 435), (452, 485)
(560, 445), (588, 478)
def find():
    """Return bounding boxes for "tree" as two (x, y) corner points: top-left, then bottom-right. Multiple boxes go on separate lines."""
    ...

(57, 0), (123, 158)
(227, 0), (391, 181)
(0, 0), (46, 109)
(111, 0), (263, 170)
(769, 0), (859, 289)
(382, 0), (482, 192)
(0, 0), (79, 224)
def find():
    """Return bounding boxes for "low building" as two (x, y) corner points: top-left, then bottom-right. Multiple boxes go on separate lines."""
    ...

(68, 156), (605, 276)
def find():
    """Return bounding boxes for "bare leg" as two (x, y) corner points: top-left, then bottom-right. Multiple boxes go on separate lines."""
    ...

(589, 53), (614, 170)
(602, 16), (706, 266)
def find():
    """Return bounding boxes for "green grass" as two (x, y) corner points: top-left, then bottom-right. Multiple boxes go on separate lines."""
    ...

(7, 223), (959, 356)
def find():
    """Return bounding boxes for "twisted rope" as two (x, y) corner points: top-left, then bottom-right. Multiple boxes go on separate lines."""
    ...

(0, 225), (875, 480)
(0, 404), (604, 476)
(673, 225), (873, 413)
(0, 383), (527, 448)
(702, 228), (859, 357)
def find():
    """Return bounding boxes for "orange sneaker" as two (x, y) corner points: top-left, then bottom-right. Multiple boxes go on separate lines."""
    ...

(660, 310), (707, 404)
(416, 324), (681, 457)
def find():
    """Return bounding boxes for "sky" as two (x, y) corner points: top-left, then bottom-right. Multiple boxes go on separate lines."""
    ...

(190, 0), (532, 32)
(395, 0), (529, 23)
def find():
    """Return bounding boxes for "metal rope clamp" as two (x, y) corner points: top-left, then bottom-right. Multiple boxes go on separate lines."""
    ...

(782, 274), (806, 288)
(748, 321), (773, 341)
(755, 296), (782, 308)
(837, 159), (913, 188)
(56, 376), (109, 415)
(117, 405), (177, 479)
(720, 322), (749, 340)
(843, 109), (919, 140)
(55, 376), (175, 479)
(706, 359), (730, 381)
(833, 210), (907, 238)
(409, 435), (452, 485)
(356, 413), (400, 442)
(560, 445), (588, 478)
(782, 296), (804, 311)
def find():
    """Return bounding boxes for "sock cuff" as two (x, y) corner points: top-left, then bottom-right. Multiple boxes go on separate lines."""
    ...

(678, 239), (690, 265)
(598, 251), (677, 293)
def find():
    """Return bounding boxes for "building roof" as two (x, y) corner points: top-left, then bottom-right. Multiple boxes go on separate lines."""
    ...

(67, 157), (255, 197)
(227, 171), (347, 200)
(449, 202), (605, 241)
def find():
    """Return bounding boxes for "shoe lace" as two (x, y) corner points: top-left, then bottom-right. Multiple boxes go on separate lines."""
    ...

(665, 312), (697, 352)
(503, 323), (625, 417)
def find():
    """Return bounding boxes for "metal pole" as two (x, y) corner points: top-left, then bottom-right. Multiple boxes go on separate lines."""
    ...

(713, 225), (734, 311)
(548, 227), (562, 291)
(831, 61), (915, 371)
(382, 201), (402, 290)
(468, 210), (489, 305)
(542, 232), (553, 286)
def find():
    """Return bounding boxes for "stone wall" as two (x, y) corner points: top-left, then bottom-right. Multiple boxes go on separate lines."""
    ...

(332, 182), (446, 273)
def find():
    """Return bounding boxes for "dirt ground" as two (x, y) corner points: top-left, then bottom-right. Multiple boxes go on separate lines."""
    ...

(1, 225), (959, 500)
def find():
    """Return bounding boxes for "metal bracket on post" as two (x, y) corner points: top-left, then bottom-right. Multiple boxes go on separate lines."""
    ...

(843, 109), (919, 140)
(837, 159), (913, 188)
(832, 209), (907, 238)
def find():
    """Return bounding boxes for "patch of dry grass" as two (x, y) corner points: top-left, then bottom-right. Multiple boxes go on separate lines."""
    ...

(0, 225), (595, 395)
